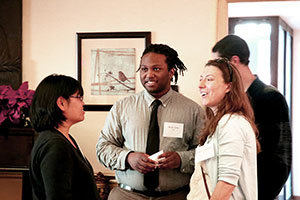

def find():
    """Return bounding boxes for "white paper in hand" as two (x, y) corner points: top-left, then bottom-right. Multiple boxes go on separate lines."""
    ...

(148, 150), (164, 162)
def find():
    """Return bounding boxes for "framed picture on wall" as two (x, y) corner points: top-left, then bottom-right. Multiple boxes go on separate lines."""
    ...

(77, 32), (151, 111)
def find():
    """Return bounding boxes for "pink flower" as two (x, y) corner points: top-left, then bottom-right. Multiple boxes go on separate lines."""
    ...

(0, 82), (35, 126)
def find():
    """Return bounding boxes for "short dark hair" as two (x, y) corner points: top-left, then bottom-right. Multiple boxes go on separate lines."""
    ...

(212, 35), (250, 65)
(139, 44), (187, 84)
(29, 74), (83, 132)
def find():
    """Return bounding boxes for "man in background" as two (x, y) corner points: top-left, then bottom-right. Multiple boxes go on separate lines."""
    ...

(212, 35), (292, 200)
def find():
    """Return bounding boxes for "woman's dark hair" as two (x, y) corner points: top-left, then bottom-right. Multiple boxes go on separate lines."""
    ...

(138, 44), (187, 84)
(199, 58), (260, 152)
(29, 74), (83, 132)
(212, 35), (250, 65)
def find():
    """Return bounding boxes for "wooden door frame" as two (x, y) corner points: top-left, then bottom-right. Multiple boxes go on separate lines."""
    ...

(216, 0), (296, 40)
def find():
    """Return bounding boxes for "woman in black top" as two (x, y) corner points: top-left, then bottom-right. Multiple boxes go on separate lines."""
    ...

(29, 74), (100, 200)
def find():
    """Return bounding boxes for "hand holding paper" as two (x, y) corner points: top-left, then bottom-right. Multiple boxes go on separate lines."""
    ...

(148, 150), (165, 167)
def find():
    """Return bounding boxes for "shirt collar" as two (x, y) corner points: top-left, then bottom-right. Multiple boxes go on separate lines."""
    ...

(247, 75), (259, 92)
(144, 88), (175, 108)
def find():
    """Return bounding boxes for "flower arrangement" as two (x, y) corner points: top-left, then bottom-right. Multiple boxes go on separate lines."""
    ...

(0, 81), (35, 127)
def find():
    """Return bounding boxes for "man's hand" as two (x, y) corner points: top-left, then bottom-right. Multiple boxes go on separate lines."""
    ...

(157, 151), (181, 169)
(126, 152), (157, 174)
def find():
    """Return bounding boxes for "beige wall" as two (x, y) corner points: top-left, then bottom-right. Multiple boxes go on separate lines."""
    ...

(22, 0), (218, 175)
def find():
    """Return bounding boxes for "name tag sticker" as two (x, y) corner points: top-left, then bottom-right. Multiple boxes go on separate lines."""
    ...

(195, 143), (215, 164)
(163, 122), (184, 138)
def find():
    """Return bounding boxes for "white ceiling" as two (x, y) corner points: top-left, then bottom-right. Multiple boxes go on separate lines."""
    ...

(228, 1), (300, 30)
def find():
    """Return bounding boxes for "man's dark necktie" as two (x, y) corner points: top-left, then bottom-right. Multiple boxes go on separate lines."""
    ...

(144, 99), (161, 191)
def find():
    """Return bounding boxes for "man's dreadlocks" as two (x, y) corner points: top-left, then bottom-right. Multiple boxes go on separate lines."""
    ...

(138, 44), (187, 84)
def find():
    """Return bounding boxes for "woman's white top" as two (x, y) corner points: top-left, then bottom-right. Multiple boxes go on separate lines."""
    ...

(188, 114), (257, 200)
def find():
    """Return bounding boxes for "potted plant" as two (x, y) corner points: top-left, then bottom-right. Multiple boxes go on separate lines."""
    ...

(0, 81), (35, 127)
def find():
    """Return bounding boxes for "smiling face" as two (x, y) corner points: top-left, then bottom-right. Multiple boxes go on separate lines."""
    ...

(199, 65), (231, 114)
(140, 52), (174, 98)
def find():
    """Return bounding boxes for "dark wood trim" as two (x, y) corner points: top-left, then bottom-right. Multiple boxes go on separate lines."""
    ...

(0, 127), (34, 200)
(0, 171), (22, 178)
(279, 17), (293, 36)
(270, 16), (279, 88)
(0, 127), (34, 135)
(0, 127), (36, 169)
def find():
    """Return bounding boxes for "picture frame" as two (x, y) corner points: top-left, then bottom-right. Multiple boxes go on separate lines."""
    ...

(77, 32), (151, 111)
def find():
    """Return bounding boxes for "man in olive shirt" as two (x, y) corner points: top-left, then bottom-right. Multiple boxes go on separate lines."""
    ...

(96, 44), (205, 200)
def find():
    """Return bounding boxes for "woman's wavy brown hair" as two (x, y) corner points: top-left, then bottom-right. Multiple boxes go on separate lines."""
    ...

(199, 58), (260, 152)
